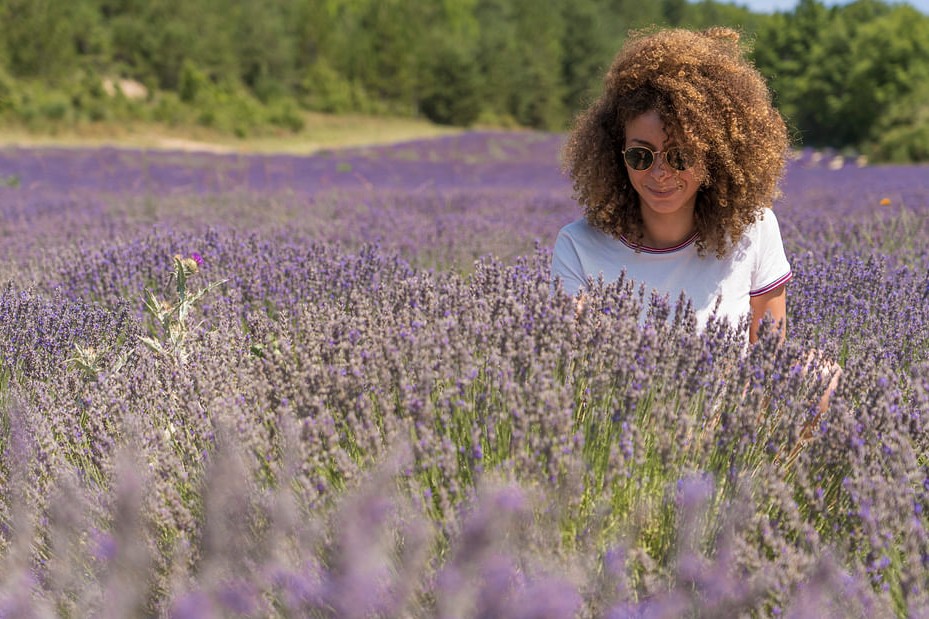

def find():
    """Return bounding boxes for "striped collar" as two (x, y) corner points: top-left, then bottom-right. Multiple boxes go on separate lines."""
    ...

(619, 231), (698, 254)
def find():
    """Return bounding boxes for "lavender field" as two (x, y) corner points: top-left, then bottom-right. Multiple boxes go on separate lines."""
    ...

(1, 132), (929, 617)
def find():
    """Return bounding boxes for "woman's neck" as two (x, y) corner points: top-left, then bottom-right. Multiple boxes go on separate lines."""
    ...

(639, 211), (696, 248)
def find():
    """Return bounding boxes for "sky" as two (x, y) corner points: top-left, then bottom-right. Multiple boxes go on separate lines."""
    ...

(735, 0), (929, 13)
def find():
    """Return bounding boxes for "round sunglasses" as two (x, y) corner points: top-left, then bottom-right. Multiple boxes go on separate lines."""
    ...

(621, 146), (695, 172)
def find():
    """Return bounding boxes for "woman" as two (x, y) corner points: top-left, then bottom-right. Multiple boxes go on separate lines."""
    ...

(552, 27), (791, 344)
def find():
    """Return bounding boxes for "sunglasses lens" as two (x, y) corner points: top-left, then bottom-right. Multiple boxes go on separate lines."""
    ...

(623, 147), (653, 170)
(666, 147), (694, 171)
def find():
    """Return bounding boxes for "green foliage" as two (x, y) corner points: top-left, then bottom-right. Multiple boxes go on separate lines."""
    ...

(0, 65), (16, 118)
(865, 80), (929, 163)
(301, 59), (374, 115)
(752, 0), (830, 137)
(178, 60), (207, 104)
(681, 0), (766, 30)
(472, 0), (571, 129)
(753, 0), (929, 161)
(194, 85), (265, 138)
(267, 100), (305, 133)
(0, 0), (88, 81)
(842, 6), (929, 147)
(663, 0), (688, 26)
(228, 0), (296, 103)
(418, 43), (483, 126)
(174, 61), (274, 136)
(560, 0), (614, 115)
(149, 91), (187, 126)
(0, 0), (928, 158)
(18, 89), (74, 127)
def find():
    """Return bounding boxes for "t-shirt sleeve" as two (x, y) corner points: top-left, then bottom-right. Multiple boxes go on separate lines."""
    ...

(750, 209), (793, 297)
(551, 226), (586, 297)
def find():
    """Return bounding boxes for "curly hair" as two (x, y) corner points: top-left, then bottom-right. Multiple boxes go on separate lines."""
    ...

(563, 27), (789, 257)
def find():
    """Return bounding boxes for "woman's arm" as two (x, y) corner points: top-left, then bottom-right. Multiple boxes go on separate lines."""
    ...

(749, 283), (841, 422)
(749, 284), (787, 344)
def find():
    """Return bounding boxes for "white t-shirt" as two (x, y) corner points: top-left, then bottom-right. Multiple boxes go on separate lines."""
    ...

(551, 209), (792, 330)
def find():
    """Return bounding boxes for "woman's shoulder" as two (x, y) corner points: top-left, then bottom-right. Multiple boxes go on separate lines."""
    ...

(559, 217), (598, 234)
(743, 207), (783, 241)
(555, 217), (633, 265)
(722, 208), (787, 263)
(557, 217), (614, 243)
(733, 207), (790, 271)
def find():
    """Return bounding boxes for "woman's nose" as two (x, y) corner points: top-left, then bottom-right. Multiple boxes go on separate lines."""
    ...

(649, 154), (672, 178)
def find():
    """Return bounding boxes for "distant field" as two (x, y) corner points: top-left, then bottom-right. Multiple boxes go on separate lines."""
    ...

(0, 112), (464, 154)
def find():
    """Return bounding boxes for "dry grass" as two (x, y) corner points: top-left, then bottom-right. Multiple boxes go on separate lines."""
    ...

(0, 112), (463, 154)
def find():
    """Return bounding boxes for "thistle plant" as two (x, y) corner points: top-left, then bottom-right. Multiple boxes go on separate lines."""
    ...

(65, 342), (131, 381)
(140, 252), (225, 365)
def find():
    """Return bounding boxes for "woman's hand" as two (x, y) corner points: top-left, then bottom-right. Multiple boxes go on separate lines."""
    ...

(574, 293), (588, 318)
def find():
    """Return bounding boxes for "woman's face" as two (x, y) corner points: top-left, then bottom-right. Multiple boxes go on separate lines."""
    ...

(623, 110), (702, 223)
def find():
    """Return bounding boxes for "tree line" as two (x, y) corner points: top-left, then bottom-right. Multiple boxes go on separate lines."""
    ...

(0, 0), (927, 161)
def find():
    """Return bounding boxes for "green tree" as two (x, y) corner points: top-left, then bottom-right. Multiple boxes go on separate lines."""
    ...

(6, 0), (924, 159)
(867, 79), (929, 162)
(416, 0), (483, 126)
(606, 0), (663, 31)
(360, 0), (427, 111)
(419, 42), (483, 126)
(106, 0), (240, 90)
(0, 0), (96, 81)
(662, 0), (687, 26)
(792, 0), (902, 147)
(683, 0), (767, 31)
(228, 0), (296, 102)
(753, 0), (929, 158)
(513, 0), (567, 128)
(752, 0), (833, 144)
(840, 5), (929, 148)
(473, 0), (519, 122)
(561, 0), (615, 113)
(474, 0), (567, 128)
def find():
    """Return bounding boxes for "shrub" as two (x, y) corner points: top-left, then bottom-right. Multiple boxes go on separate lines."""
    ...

(0, 66), (19, 118)
(418, 44), (483, 127)
(178, 59), (208, 104)
(299, 59), (389, 116)
(266, 99), (305, 133)
(866, 81), (929, 163)
(148, 91), (189, 126)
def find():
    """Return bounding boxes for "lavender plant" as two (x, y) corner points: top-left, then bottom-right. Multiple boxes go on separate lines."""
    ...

(0, 133), (928, 616)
